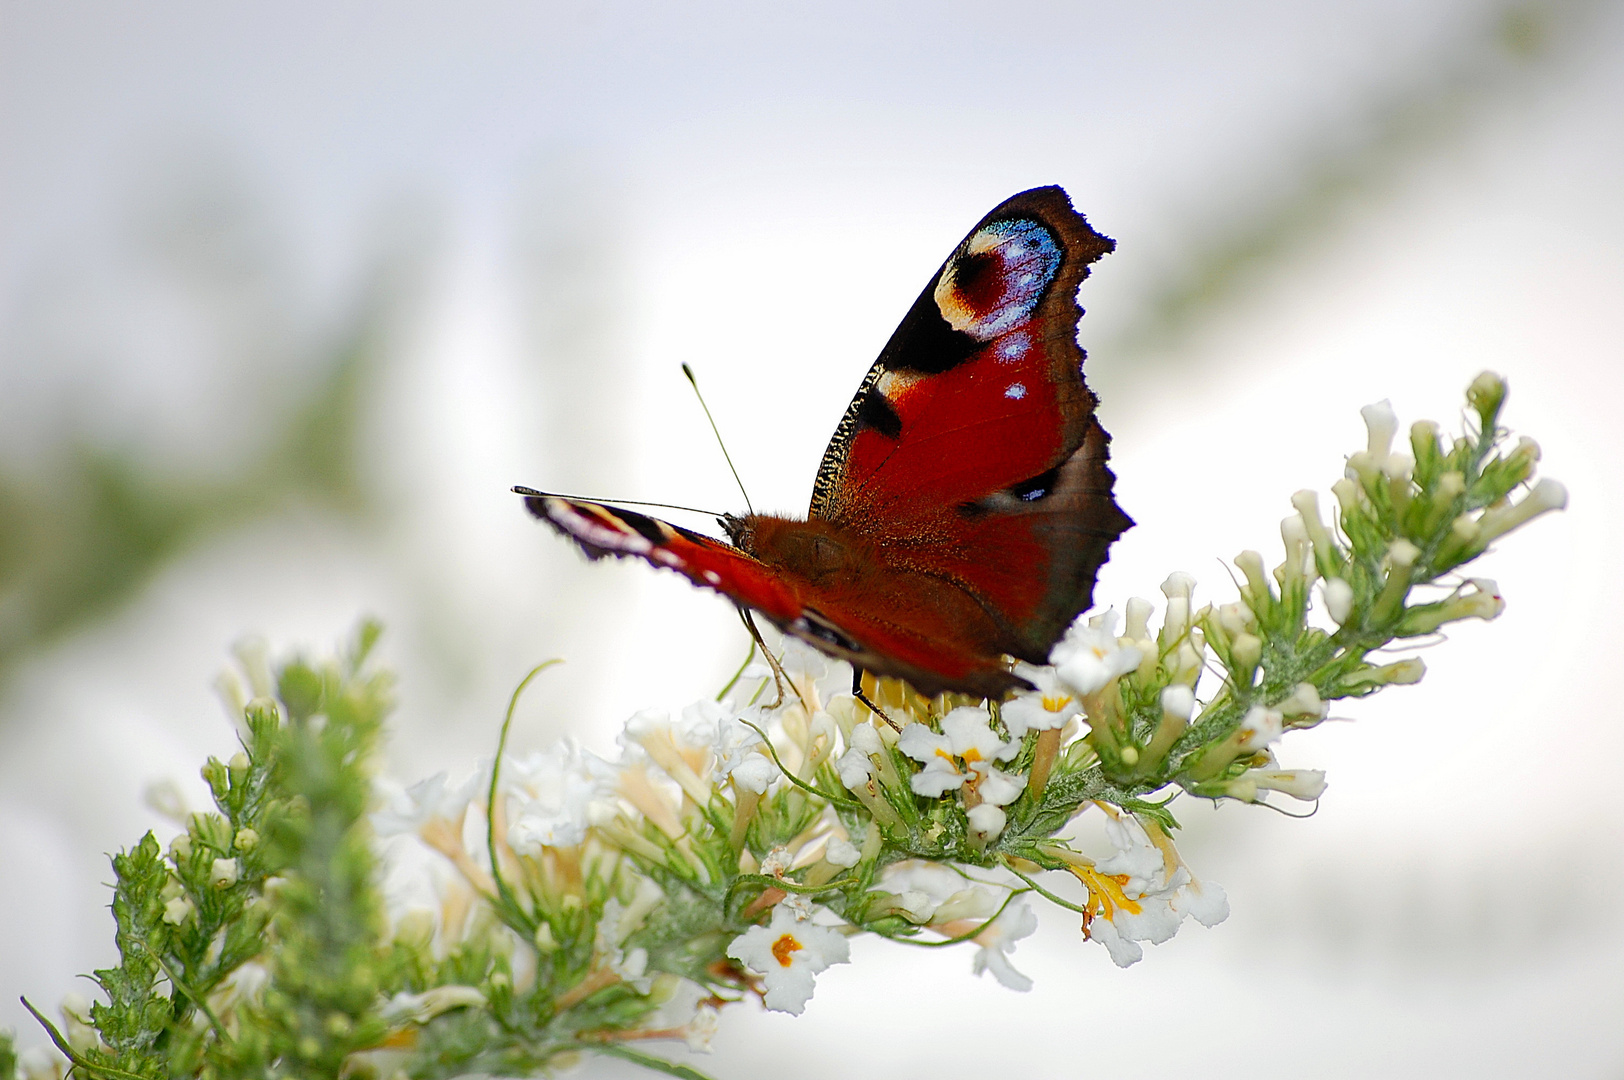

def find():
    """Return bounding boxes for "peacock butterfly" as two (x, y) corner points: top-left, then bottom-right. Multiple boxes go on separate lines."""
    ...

(516, 186), (1132, 699)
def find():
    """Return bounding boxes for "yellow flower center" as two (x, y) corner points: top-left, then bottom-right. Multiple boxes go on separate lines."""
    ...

(1066, 864), (1142, 920)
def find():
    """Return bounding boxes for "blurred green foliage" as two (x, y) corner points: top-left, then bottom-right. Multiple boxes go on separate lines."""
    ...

(0, 301), (379, 687)
(1109, 0), (1607, 361)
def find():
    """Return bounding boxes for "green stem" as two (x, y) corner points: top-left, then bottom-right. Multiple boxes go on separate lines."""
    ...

(486, 660), (563, 936)
(583, 1041), (722, 1080)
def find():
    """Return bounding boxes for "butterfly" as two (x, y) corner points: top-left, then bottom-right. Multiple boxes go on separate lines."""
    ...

(517, 186), (1132, 700)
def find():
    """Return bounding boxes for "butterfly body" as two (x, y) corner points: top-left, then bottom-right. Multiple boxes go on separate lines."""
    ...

(522, 186), (1132, 700)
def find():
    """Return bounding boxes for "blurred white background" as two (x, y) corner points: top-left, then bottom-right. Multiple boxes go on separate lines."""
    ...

(1, 1), (1621, 1076)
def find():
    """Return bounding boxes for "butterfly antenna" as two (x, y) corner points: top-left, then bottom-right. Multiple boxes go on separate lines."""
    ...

(510, 486), (723, 518)
(682, 363), (755, 517)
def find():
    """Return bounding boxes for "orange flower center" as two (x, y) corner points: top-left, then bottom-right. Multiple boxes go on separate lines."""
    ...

(771, 933), (803, 967)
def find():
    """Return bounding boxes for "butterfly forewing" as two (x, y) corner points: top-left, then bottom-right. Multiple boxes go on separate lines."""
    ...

(804, 187), (1130, 664)
(522, 494), (803, 624)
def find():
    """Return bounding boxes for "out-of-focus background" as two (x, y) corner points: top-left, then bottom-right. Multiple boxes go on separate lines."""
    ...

(2, 1), (1620, 1075)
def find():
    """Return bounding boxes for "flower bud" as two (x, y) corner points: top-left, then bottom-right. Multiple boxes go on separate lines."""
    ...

(1233, 549), (1273, 611)
(1123, 596), (1154, 642)
(1247, 768), (1328, 801)
(1321, 577), (1354, 625)
(1331, 477), (1360, 514)
(1277, 682), (1325, 721)
(1229, 633), (1263, 685)
(1161, 684), (1196, 722)
(1409, 418), (1441, 461)
(1361, 400), (1399, 458)
(1217, 602), (1254, 638)
(1476, 479), (1568, 543)
(211, 857), (240, 888)
(1467, 371), (1506, 423)
(967, 804), (1008, 841)
(163, 895), (196, 926)
(1160, 572), (1195, 603)
(1279, 513), (1312, 583)
(1341, 657), (1426, 689)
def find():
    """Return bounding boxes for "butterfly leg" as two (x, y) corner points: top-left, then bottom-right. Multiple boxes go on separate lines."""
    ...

(850, 666), (901, 731)
(737, 607), (809, 714)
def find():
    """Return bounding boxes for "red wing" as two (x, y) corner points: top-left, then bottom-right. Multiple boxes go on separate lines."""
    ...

(518, 491), (804, 625)
(806, 187), (1131, 660)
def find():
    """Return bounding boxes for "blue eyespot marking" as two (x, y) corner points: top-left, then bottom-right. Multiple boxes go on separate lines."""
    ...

(933, 218), (1062, 342)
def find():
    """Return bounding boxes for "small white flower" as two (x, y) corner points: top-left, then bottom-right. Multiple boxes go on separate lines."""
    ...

(685, 1003), (721, 1052)
(879, 862), (998, 924)
(1051, 611), (1143, 696)
(679, 699), (728, 747)
(971, 897), (1040, 991)
(974, 767), (1027, 807)
(381, 985), (488, 1024)
(162, 895), (196, 925)
(506, 740), (617, 853)
(759, 846), (795, 879)
(726, 904), (850, 1015)
(1276, 682), (1326, 721)
(1322, 577), (1354, 625)
(1171, 876), (1229, 928)
(895, 889), (936, 920)
(966, 803), (1007, 839)
(714, 716), (779, 793)
(898, 707), (1015, 798)
(1236, 704), (1284, 751)
(778, 892), (815, 920)
(612, 945), (651, 987)
(1361, 399), (1399, 457)
(1003, 664), (1081, 742)
(940, 707), (1007, 762)
(210, 858), (239, 888)
(1081, 815), (1229, 968)
(730, 753), (779, 794)
(372, 769), (483, 837)
(824, 837), (861, 867)
(835, 747), (874, 789)
(849, 723), (884, 755)
(1161, 684), (1196, 722)
(897, 724), (965, 796)
(1246, 767), (1328, 801)
(596, 886), (663, 994)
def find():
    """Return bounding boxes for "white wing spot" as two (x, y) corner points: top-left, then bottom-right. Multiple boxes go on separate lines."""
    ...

(703, 570), (721, 585)
(1005, 382), (1027, 400)
(997, 332), (1030, 362)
